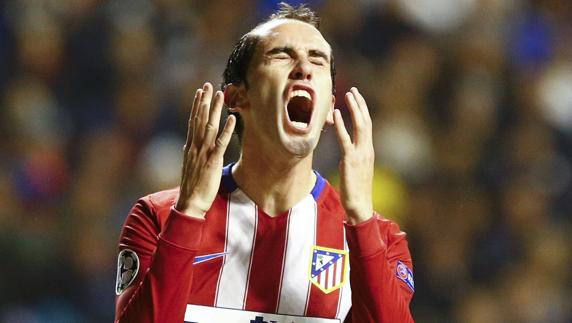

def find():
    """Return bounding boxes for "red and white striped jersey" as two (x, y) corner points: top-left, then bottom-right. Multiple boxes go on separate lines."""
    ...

(115, 164), (414, 323)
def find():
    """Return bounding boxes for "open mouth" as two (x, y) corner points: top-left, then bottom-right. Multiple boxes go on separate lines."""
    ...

(286, 89), (313, 129)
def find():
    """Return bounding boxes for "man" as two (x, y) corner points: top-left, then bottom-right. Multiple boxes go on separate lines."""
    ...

(115, 3), (414, 322)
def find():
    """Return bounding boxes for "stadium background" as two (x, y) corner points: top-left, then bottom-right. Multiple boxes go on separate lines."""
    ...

(0, 0), (571, 321)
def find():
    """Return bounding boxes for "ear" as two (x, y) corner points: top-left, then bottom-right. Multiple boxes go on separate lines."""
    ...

(325, 94), (335, 126)
(224, 83), (249, 113)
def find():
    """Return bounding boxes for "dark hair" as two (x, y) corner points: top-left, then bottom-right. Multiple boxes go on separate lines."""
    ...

(222, 2), (336, 139)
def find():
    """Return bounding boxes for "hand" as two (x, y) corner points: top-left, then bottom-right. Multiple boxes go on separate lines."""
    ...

(333, 87), (374, 224)
(175, 82), (236, 218)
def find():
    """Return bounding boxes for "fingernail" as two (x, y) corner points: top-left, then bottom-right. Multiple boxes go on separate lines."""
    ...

(203, 83), (210, 90)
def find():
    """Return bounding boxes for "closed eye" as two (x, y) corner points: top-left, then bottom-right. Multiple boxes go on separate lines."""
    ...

(310, 58), (326, 66)
(267, 47), (295, 60)
(272, 53), (291, 60)
(266, 47), (330, 66)
(309, 49), (329, 66)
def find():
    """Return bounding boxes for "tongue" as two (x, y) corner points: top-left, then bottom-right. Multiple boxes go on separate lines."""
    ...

(287, 96), (311, 124)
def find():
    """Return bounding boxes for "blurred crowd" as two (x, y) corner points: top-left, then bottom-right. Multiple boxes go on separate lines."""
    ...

(1, 0), (571, 322)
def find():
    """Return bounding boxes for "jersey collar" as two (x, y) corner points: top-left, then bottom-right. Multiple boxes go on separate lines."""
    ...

(222, 163), (326, 201)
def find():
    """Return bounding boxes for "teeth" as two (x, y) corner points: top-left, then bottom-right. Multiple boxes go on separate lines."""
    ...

(290, 89), (312, 100)
(291, 121), (309, 129)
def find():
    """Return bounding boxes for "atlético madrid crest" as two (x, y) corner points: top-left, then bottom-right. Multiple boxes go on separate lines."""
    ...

(309, 245), (348, 294)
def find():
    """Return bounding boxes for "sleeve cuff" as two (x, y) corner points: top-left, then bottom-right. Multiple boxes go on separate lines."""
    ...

(159, 207), (206, 250)
(344, 213), (387, 257)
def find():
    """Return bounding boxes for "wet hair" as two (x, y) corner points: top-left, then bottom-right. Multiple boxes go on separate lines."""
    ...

(221, 2), (336, 139)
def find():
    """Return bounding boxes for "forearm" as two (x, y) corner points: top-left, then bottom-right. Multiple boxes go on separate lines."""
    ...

(115, 207), (205, 323)
(345, 216), (414, 323)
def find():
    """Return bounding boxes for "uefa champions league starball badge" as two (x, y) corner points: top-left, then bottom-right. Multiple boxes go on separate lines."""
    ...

(115, 249), (140, 295)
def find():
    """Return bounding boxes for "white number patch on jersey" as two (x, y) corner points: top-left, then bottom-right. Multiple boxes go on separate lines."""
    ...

(184, 304), (340, 323)
(115, 249), (140, 295)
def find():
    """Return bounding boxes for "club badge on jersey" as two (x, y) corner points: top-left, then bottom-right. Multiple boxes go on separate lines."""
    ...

(309, 246), (348, 294)
(115, 249), (140, 295)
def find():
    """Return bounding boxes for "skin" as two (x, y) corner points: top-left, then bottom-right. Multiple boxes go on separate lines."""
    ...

(175, 19), (373, 224)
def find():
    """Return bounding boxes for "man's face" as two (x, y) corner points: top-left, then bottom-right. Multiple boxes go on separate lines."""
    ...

(240, 19), (335, 157)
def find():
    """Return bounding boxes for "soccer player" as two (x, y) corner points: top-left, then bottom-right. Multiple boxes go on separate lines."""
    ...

(115, 3), (414, 323)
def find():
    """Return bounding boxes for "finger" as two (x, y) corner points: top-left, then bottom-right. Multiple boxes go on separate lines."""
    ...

(350, 87), (372, 144)
(347, 90), (365, 125)
(197, 83), (213, 141)
(191, 88), (202, 120)
(345, 91), (364, 142)
(182, 90), (201, 186)
(213, 115), (236, 157)
(333, 109), (351, 153)
(204, 91), (224, 145)
(186, 89), (202, 149)
(350, 87), (372, 126)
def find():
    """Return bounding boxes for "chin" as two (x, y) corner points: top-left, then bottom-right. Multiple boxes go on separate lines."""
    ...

(279, 132), (320, 158)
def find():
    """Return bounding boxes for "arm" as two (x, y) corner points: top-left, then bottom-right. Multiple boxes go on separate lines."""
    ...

(344, 215), (414, 322)
(333, 88), (414, 322)
(114, 199), (205, 323)
(115, 82), (236, 322)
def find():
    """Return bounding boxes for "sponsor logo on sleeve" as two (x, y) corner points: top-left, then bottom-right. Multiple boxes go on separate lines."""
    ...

(308, 246), (348, 294)
(396, 261), (414, 292)
(115, 249), (140, 295)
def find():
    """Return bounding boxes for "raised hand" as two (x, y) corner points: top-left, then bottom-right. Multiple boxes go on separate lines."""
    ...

(175, 82), (236, 218)
(333, 87), (374, 224)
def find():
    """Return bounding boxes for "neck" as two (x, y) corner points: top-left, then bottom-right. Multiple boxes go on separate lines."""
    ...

(232, 145), (316, 217)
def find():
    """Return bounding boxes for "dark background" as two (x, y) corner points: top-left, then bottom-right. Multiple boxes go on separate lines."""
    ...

(0, 0), (571, 322)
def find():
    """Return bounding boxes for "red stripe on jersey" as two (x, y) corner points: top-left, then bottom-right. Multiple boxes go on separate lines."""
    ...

(188, 193), (229, 306)
(275, 209), (291, 313)
(244, 208), (289, 313)
(305, 187), (346, 318)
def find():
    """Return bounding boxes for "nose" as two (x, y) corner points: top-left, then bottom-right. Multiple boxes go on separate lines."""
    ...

(289, 58), (312, 81)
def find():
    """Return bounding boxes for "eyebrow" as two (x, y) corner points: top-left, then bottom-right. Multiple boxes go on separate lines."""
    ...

(266, 46), (330, 62)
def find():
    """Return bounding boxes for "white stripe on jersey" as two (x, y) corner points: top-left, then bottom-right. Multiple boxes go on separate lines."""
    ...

(277, 195), (317, 315)
(242, 205), (259, 308)
(327, 262), (334, 289)
(215, 190), (257, 309)
(319, 270), (326, 288)
(334, 259), (342, 289)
